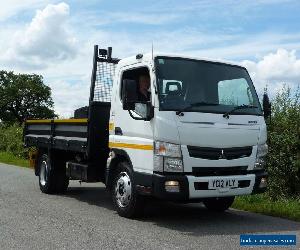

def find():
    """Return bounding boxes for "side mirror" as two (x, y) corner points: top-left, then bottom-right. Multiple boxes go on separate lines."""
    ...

(134, 103), (154, 121)
(263, 93), (271, 119)
(122, 79), (138, 110)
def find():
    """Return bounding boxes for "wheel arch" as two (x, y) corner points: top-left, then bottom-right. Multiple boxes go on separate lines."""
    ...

(105, 148), (133, 190)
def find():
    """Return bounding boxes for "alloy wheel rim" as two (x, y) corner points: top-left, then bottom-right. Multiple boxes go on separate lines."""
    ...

(40, 160), (48, 186)
(115, 172), (132, 208)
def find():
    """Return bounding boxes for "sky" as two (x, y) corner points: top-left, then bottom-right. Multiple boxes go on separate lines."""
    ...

(0, 0), (300, 117)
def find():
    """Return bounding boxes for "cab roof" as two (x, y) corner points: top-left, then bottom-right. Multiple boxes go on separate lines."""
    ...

(117, 52), (246, 70)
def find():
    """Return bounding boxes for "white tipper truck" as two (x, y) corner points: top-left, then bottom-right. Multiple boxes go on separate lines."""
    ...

(24, 45), (270, 218)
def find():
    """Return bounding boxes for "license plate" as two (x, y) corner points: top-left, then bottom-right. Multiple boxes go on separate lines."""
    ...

(208, 178), (238, 189)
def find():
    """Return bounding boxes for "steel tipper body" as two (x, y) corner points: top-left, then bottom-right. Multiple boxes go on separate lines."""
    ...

(24, 45), (270, 217)
(25, 118), (88, 153)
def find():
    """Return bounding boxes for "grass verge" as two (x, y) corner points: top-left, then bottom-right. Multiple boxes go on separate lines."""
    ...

(232, 194), (300, 222)
(0, 151), (29, 168)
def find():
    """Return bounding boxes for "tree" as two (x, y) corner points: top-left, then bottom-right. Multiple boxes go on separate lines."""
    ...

(0, 70), (56, 124)
(266, 85), (300, 199)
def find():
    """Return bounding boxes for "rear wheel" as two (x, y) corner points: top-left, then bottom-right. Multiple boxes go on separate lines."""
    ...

(112, 161), (144, 218)
(53, 156), (69, 193)
(38, 153), (69, 194)
(203, 196), (235, 212)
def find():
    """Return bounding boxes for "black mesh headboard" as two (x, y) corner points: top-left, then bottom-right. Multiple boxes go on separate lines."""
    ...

(89, 45), (120, 103)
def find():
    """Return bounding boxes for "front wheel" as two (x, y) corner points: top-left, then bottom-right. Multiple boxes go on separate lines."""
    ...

(112, 161), (144, 218)
(203, 196), (235, 212)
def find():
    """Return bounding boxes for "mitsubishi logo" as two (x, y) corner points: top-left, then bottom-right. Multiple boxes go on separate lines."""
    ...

(219, 149), (226, 159)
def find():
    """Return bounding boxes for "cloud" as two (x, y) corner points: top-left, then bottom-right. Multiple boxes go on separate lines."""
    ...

(47, 77), (90, 118)
(1, 2), (77, 70)
(180, 33), (300, 61)
(84, 11), (182, 26)
(0, 0), (47, 21)
(1, 1), (300, 116)
(112, 12), (181, 25)
(241, 49), (300, 96)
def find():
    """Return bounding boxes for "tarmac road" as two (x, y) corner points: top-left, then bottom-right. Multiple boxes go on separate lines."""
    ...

(0, 163), (299, 250)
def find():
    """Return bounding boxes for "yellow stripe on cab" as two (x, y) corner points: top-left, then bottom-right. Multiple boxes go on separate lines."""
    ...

(109, 142), (153, 150)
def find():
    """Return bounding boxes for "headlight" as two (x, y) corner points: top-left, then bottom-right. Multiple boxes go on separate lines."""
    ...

(154, 141), (182, 157)
(154, 141), (183, 172)
(254, 143), (268, 169)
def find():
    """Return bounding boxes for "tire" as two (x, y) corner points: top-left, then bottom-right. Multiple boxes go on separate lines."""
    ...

(203, 196), (235, 212)
(53, 156), (69, 193)
(38, 153), (69, 194)
(111, 161), (144, 218)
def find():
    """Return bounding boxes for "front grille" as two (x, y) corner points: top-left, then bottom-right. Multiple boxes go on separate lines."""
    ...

(192, 166), (248, 177)
(187, 146), (252, 160)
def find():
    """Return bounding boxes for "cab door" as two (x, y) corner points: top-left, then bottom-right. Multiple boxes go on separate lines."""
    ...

(109, 63), (155, 174)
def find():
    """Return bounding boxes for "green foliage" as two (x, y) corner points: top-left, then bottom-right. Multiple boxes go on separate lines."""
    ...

(266, 85), (300, 199)
(0, 70), (56, 124)
(0, 151), (29, 168)
(233, 194), (300, 222)
(0, 124), (27, 158)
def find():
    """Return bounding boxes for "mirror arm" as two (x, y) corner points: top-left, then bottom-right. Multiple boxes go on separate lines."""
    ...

(147, 105), (154, 120)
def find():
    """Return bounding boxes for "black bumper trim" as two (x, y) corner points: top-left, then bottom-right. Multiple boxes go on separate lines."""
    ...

(251, 170), (268, 194)
(152, 174), (189, 201)
(134, 170), (268, 201)
(134, 171), (189, 200)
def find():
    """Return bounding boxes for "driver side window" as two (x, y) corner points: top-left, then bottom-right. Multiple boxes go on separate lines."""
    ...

(120, 67), (151, 103)
(120, 66), (151, 117)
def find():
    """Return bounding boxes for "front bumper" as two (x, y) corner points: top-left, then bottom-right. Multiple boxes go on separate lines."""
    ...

(148, 170), (267, 201)
(252, 170), (268, 194)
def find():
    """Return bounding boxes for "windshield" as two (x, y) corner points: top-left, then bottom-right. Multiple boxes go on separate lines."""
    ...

(155, 57), (263, 115)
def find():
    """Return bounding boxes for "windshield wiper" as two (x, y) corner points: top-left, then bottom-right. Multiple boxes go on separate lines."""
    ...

(175, 102), (219, 116)
(223, 104), (258, 119)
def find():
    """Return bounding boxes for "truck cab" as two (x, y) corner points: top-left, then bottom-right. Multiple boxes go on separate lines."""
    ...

(24, 46), (269, 218)
(107, 51), (268, 215)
